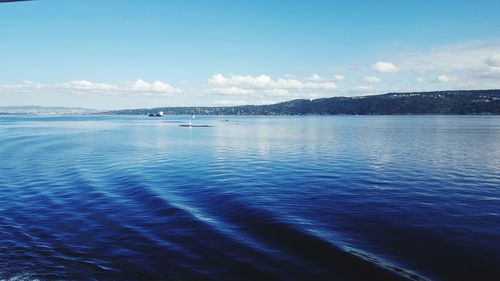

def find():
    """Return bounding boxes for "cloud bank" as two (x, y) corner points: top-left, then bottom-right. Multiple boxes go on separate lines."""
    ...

(0, 79), (181, 95)
(205, 73), (338, 98)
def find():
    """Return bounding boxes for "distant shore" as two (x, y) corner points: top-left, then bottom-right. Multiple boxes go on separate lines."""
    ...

(103, 89), (500, 116)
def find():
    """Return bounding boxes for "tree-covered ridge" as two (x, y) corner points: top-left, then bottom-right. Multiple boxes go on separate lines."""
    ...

(104, 89), (500, 115)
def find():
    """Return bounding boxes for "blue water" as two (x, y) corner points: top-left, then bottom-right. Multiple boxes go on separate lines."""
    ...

(0, 115), (499, 281)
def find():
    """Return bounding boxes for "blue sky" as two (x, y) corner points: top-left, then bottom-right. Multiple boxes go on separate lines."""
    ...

(1, 0), (500, 109)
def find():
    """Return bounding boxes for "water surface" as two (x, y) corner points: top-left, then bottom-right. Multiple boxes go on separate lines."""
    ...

(0, 115), (499, 281)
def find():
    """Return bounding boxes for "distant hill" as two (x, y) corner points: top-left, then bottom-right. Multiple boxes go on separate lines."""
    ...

(0, 106), (98, 115)
(104, 89), (500, 115)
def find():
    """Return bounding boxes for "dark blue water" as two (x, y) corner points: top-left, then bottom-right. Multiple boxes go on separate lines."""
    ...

(0, 115), (499, 281)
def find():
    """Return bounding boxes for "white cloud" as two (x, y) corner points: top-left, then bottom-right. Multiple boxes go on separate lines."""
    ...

(481, 54), (500, 79)
(130, 79), (152, 91)
(308, 74), (322, 81)
(0, 79), (181, 95)
(485, 54), (500, 67)
(153, 81), (175, 92)
(324, 41), (500, 92)
(62, 80), (118, 91)
(437, 74), (456, 82)
(275, 78), (304, 89)
(437, 75), (450, 82)
(416, 77), (424, 83)
(129, 79), (180, 94)
(363, 76), (381, 83)
(0, 80), (44, 91)
(355, 86), (375, 92)
(209, 73), (226, 85)
(208, 73), (337, 90)
(334, 75), (345, 81)
(484, 66), (500, 75)
(372, 61), (399, 73)
(205, 87), (255, 95)
(378, 41), (500, 89)
(305, 81), (338, 90)
(395, 41), (500, 73)
(267, 88), (291, 96)
(208, 73), (273, 88)
(205, 74), (337, 98)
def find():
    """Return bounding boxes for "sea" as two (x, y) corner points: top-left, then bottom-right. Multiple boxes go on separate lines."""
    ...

(0, 115), (499, 281)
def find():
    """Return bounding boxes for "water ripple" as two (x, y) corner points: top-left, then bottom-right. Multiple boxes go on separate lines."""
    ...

(1, 115), (499, 280)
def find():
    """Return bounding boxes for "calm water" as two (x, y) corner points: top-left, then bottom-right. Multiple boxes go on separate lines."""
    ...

(0, 115), (499, 281)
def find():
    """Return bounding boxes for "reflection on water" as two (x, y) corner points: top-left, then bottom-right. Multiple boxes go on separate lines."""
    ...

(0, 115), (499, 281)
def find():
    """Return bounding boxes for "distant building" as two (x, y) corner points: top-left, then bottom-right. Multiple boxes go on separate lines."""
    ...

(149, 111), (164, 117)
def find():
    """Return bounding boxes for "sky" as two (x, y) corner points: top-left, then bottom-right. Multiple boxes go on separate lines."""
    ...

(1, 0), (500, 109)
